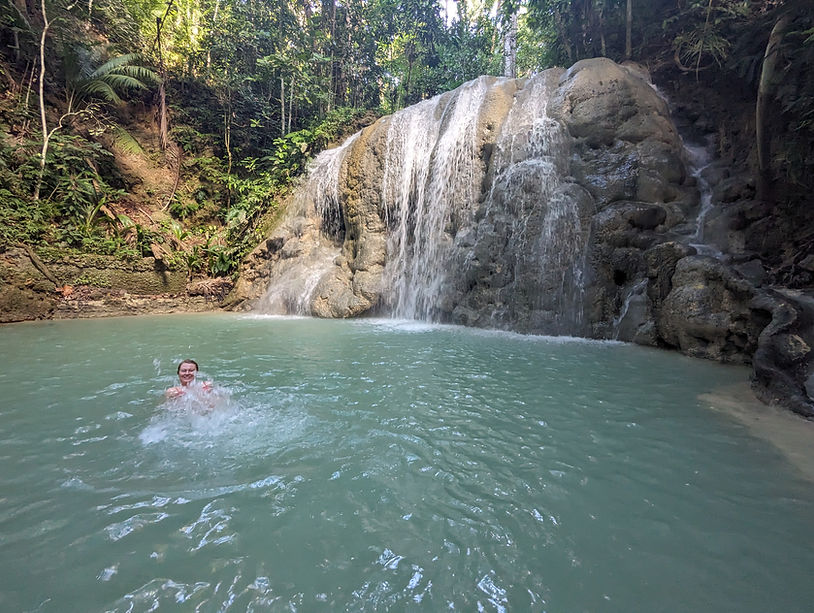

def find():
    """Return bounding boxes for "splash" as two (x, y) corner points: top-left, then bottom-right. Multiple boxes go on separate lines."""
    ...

(141, 382), (235, 445)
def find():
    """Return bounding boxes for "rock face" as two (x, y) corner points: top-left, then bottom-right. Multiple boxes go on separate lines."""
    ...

(230, 57), (814, 418)
(0, 248), (221, 321)
(234, 59), (691, 332)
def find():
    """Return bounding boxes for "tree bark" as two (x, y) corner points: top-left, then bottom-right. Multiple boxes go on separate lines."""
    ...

(503, 11), (518, 78)
(756, 13), (792, 201)
(34, 0), (51, 201)
(158, 80), (169, 150)
(206, 0), (221, 72)
(153, 2), (177, 151)
(288, 74), (294, 134)
(280, 76), (285, 136)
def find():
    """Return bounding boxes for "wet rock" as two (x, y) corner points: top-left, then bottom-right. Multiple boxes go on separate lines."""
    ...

(805, 373), (814, 401)
(713, 175), (755, 203)
(751, 291), (814, 418)
(656, 256), (761, 363)
(798, 255), (814, 273)
(731, 259), (767, 287)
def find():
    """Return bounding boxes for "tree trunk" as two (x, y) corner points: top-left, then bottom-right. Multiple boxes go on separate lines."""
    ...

(503, 11), (518, 78)
(288, 74), (294, 134)
(34, 0), (51, 202)
(756, 13), (792, 201)
(224, 99), (232, 208)
(280, 76), (286, 136)
(12, 28), (20, 62)
(154, 4), (176, 151)
(328, 0), (336, 112)
(207, 0), (221, 73)
(158, 80), (169, 150)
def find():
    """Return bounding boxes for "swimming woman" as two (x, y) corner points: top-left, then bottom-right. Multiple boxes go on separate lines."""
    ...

(165, 359), (212, 399)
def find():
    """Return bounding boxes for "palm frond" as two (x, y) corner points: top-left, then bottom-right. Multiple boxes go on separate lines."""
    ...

(115, 65), (160, 84)
(99, 73), (151, 91)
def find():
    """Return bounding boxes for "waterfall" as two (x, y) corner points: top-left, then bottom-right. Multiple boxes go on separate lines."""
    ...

(476, 73), (589, 334)
(256, 136), (358, 314)
(376, 72), (588, 333)
(379, 77), (491, 319)
(684, 137), (722, 257)
(613, 279), (648, 340)
(260, 72), (591, 334)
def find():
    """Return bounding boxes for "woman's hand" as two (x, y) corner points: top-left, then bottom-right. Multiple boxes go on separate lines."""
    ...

(165, 386), (184, 399)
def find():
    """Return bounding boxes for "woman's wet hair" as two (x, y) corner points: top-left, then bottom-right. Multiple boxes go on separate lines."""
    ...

(177, 359), (199, 374)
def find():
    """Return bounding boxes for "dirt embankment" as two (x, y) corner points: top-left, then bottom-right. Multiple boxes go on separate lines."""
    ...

(0, 102), (239, 324)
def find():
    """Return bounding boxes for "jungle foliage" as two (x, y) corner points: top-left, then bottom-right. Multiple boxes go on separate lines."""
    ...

(0, 0), (811, 278)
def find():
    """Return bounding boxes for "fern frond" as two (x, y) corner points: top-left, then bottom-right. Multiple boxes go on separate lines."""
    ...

(80, 80), (123, 104)
(88, 53), (142, 78)
(111, 126), (144, 155)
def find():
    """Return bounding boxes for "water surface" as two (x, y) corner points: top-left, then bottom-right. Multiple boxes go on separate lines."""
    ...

(1, 314), (812, 611)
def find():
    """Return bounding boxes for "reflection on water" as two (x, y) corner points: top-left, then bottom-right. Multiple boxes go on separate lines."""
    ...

(1, 314), (813, 612)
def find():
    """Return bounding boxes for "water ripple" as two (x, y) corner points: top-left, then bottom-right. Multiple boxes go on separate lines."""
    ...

(1, 316), (813, 612)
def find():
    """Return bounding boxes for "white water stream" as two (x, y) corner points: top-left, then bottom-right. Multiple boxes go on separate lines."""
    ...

(685, 137), (723, 258)
(380, 77), (490, 318)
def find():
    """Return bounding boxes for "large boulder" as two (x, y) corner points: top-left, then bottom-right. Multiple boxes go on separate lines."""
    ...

(552, 58), (688, 209)
(751, 291), (814, 418)
(655, 256), (761, 362)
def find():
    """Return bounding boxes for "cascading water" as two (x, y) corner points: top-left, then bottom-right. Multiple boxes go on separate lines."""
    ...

(257, 67), (663, 336)
(684, 137), (723, 257)
(311, 72), (589, 334)
(469, 72), (590, 334)
(379, 77), (490, 319)
(256, 135), (358, 313)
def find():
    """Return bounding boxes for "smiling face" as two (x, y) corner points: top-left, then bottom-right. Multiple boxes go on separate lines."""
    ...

(177, 360), (198, 386)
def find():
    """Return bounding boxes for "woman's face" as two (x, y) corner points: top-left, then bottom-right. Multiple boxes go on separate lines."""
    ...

(178, 363), (198, 386)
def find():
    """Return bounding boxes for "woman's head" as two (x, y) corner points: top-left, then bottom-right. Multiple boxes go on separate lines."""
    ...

(177, 359), (199, 386)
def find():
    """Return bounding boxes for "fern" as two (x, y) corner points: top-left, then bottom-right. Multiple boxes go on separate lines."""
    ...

(111, 126), (144, 155)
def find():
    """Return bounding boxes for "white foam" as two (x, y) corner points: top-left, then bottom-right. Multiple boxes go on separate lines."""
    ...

(353, 317), (624, 345)
(139, 386), (314, 463)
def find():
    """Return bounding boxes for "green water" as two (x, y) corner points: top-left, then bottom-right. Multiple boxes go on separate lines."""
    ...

(1, 314), (812, 612)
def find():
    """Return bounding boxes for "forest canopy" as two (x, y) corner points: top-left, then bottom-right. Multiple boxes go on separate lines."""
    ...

(0, 0), (812, 277)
